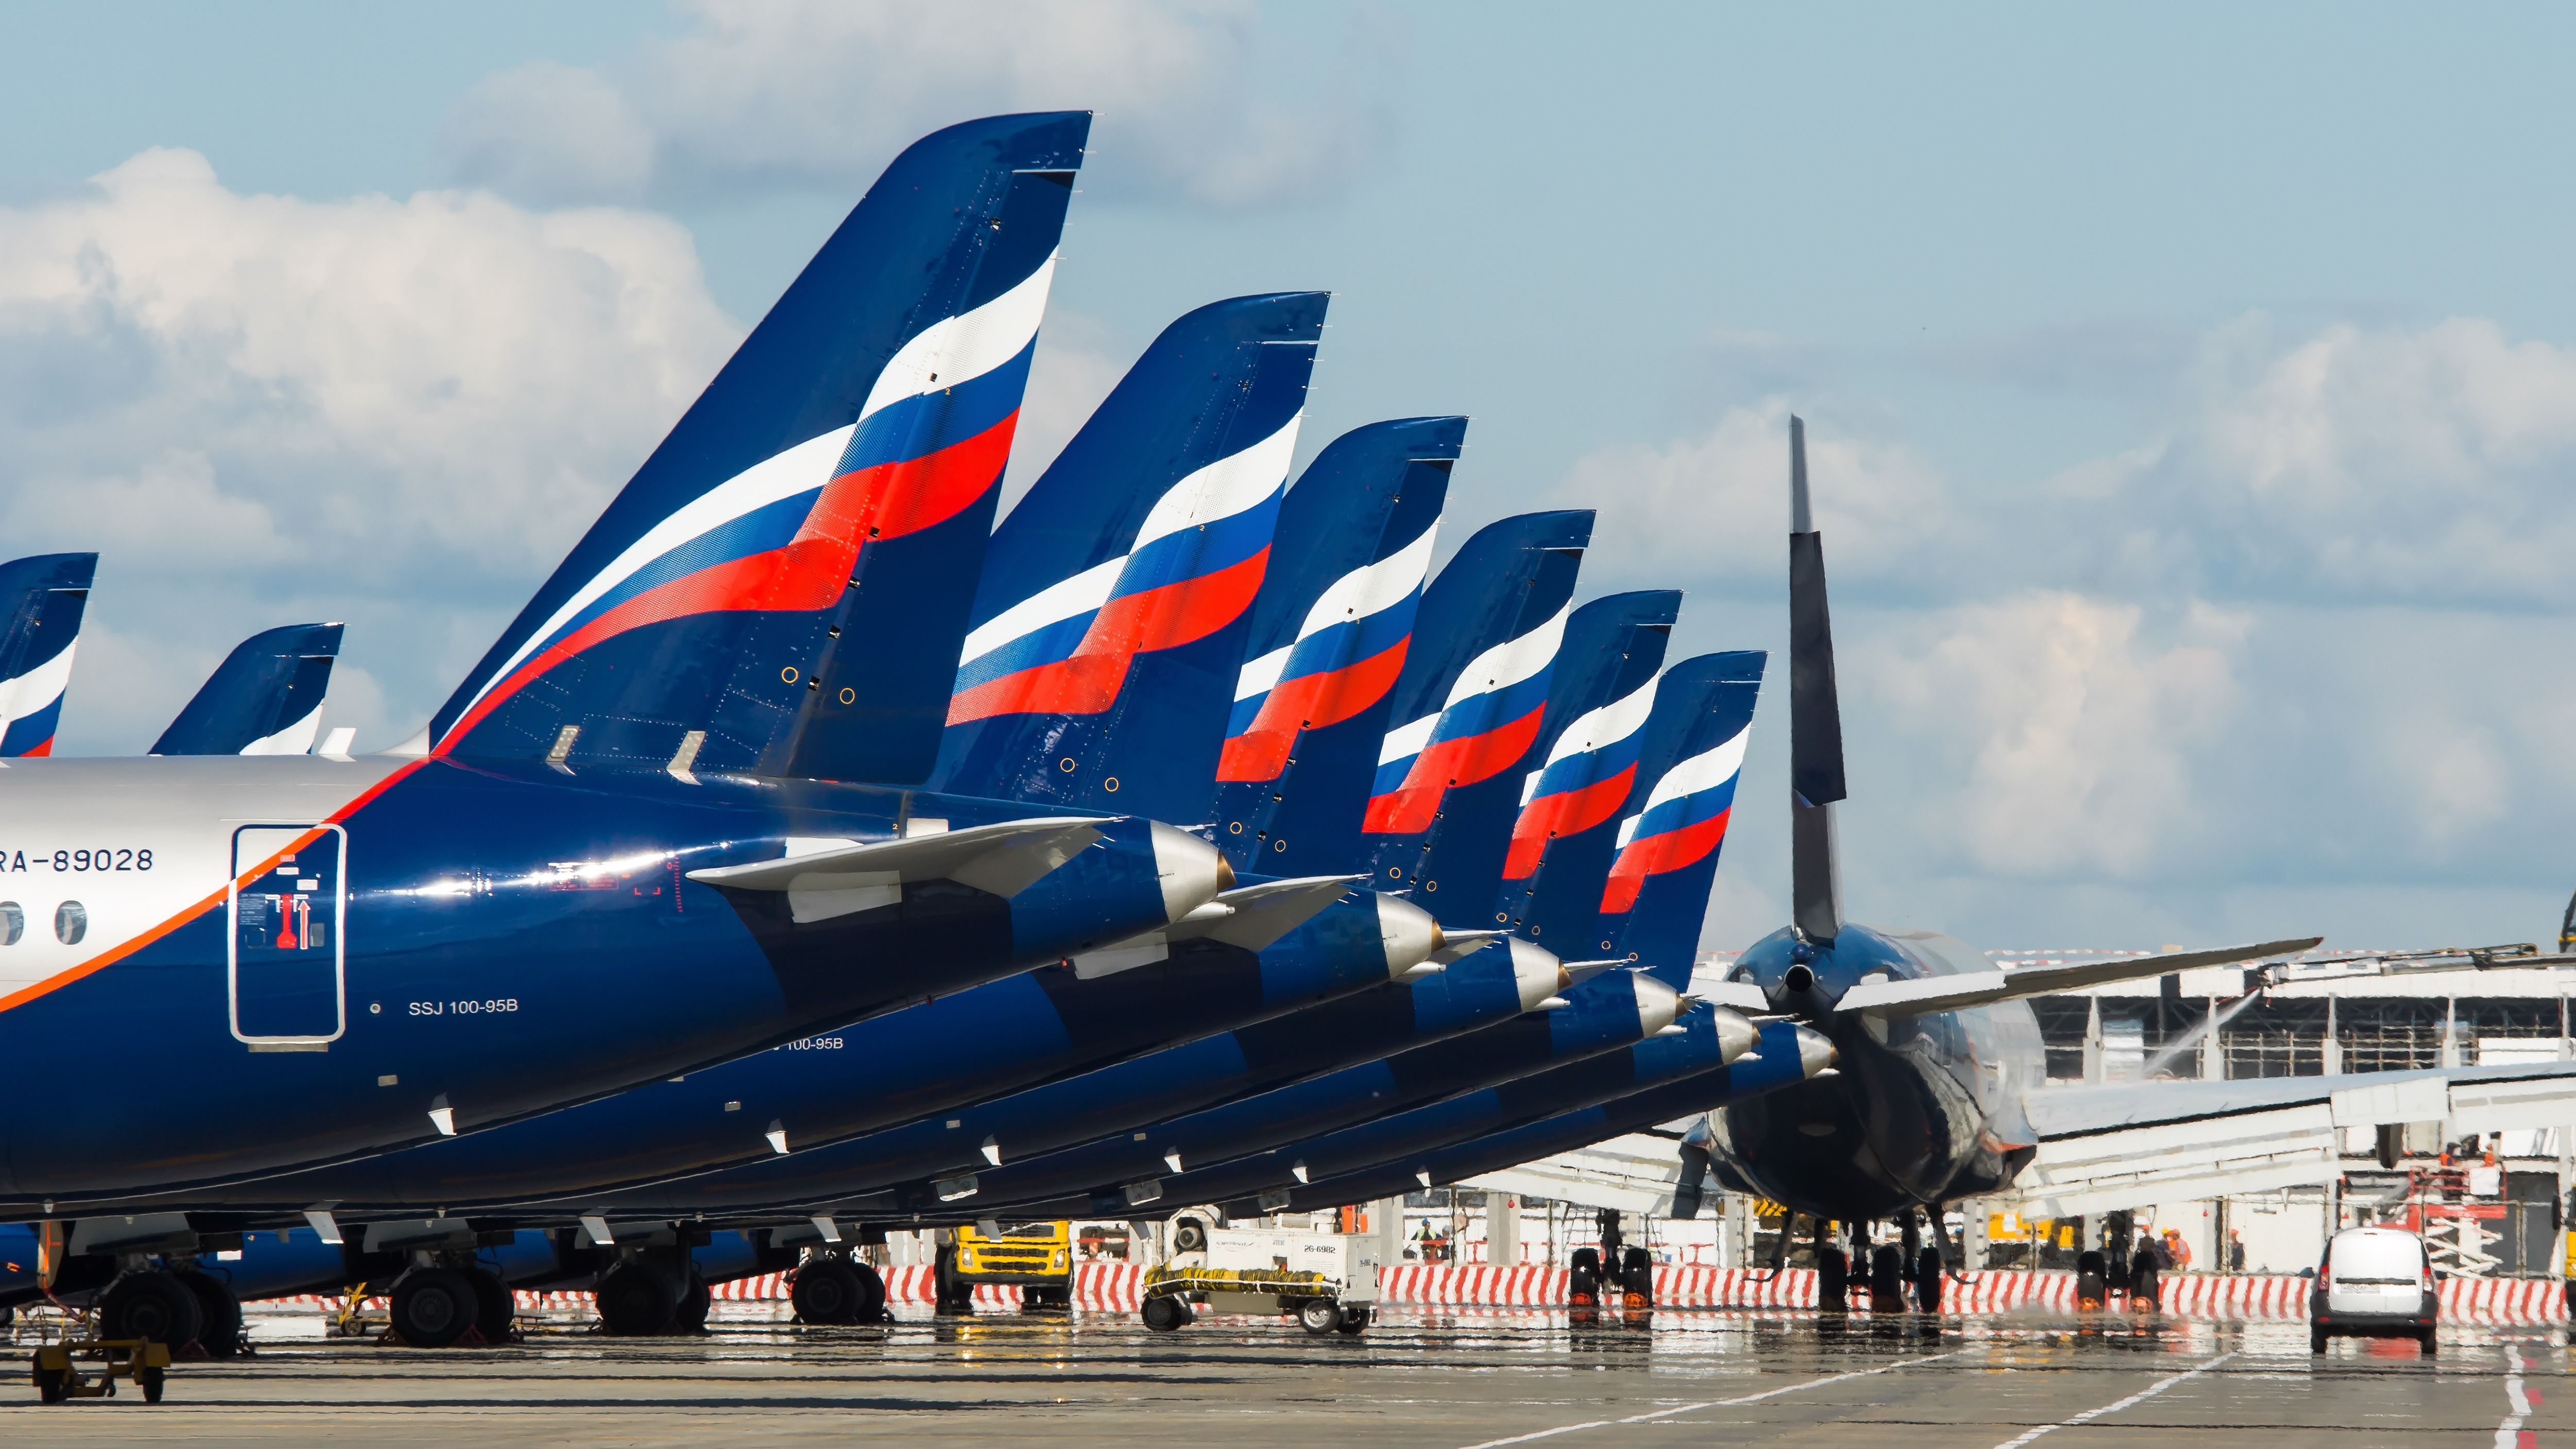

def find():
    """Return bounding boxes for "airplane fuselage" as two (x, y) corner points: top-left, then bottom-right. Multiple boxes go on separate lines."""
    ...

(0, 754), (1181, 1208)
(1706, 922), (2046, 1221)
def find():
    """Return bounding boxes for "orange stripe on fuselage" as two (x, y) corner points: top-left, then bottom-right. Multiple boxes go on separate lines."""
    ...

(0, 757), (431, 1015)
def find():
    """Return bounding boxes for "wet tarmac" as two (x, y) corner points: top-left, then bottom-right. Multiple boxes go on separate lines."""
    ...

(0, 1304), (2557, 1445)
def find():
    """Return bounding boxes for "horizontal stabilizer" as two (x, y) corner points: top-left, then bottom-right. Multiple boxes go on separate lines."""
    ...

(688, 816), (1108, 922)
(1171, 874), (1364, 951)
(1696, 979), (1773, 1016)
(1831, 936), (2322, 1019)
(1427, 929), (1507, 965)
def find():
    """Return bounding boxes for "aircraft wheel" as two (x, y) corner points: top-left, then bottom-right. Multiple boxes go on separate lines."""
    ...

(464, 1266), (516, 1343)
(1141, 1293), (1191, 1332)
(1298, 1298), (1344, 1334)
(99, 1271), (205, 1350)
(2128, 1253), (2161, 1312)
(175, 1269), (245, 1357)
(1869, 1244), (1905, 1307)
(1817, 1246), (1849, 1312)
(594, 1262), (679, 1337)
(1913, 1247), (1944, 1313)
(932, 1245), (975, 1315)
(391, 1267), (479, 1349)
(1621, 1246), (1654, 1302)
(670, 1273), (713, 1333)
(790, 1256), (868, 1326)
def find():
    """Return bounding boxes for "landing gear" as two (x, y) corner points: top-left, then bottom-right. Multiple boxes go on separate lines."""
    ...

(389, 1267), (479, 1349)
(174, 1269), (244, 1357)
(670, 1274), (713, 1333)
(1620, 1246), (1654, 1309)
(1869, 1243), (1905, 1307)
(1814, 1217), (1849, 1312)
(2127, 1249), (2161, 1313)
(465, 1266), (517, 1344)
(594, 1260), (680, 1337)
(1568, 1246), (1602, 1314)
(97, 1271), (203, 1351)
(2075, 1249), (2108, 1311)
(932, 1245), (975, 1316)
(789, 1254), (886, 1325)
(1912, 1246), (1944, 1314)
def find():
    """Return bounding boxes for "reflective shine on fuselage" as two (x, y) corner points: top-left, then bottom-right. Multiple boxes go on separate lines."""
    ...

(1707, 923), (2046, 1220)
(0, 754), (1178, 1207)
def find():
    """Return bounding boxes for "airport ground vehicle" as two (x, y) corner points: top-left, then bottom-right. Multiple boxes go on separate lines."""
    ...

(939, 1222), (1073, 1310)
(1140, 1210), (1379, 1335)
(2310, 1226), (2439, 1353)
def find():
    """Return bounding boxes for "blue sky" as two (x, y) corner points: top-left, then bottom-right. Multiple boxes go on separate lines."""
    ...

(3, 2), (2571, 951)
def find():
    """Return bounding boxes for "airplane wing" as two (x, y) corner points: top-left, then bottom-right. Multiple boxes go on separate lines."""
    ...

(688, 816), (1110, 923)
(2000, 1059), (2576, 1217)
(1832, 937), (2321, 1019)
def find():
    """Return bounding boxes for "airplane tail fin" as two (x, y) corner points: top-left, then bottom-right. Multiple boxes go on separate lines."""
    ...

(1596, 651), (1767, 984)
(930, 292), (1327, 826)
(152, 622), (344, 756)
(0, 552), (97, 758)
(1787, 416), (1846, 943)
(1489, 589), (1682, 943)
(419, 113), (1089, 779)
(1359, 512), (1594, 912)
(1211, 416), (1463, 870)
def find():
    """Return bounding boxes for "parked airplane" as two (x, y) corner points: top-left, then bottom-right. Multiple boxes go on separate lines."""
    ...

(942, 647), (1772, 1224)
(0, 113), (1242, 1212)
(1669, 418), (2331, 1306)
(0, 552), (95, 759)
(151, 623), (346, 757)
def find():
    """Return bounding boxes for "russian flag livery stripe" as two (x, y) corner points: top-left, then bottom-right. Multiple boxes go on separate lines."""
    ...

(0, 642), (75, 758)
(1503, 671), (1659, 881)
(438, 259), (1059, 756)
(947, 414), (1295, 725)
(423, 112), (1088, 766)
(1364, 602), (1569, 836)
(0, 553), (96, 759)
(1601, 722), (1750, 915)
(1218, 521), (1436, 783)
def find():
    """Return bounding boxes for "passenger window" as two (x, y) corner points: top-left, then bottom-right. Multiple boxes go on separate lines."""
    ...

(54, 901), (86, 945)
(0, 901), (19, 945)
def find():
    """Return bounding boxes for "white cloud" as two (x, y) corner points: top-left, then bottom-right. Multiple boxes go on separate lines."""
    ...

(2061, 315), (2576, 608)
(440, 0), (1397, 212)
(1857, 592), (2245, 880)
(1549, 400), (1957, 596)
(0, 148), (741, 752)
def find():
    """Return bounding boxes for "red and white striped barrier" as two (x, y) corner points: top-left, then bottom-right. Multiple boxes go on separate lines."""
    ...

(1376, 1264), (2571, 1324)
(247, 1262), (2573, 1326)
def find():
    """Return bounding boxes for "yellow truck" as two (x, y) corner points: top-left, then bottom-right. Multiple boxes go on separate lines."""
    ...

(937, 1221), (1073, 1311)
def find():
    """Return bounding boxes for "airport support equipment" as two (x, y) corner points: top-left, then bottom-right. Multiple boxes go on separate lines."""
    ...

(28, 1337), (172, 1404)
(1140, 1211), (1380, 1334)
(938, 1221), (1073, 1311)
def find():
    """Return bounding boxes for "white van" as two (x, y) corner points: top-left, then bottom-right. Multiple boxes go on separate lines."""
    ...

(2309, 1226), (2438, 1354)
